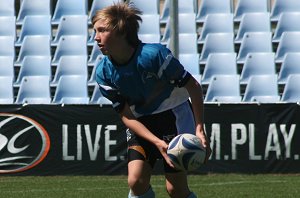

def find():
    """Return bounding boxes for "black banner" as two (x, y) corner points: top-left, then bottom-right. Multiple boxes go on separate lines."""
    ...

(0, 104), (299, 175)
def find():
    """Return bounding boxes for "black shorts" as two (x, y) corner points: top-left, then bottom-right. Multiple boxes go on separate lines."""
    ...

(126, 101), (195, 173)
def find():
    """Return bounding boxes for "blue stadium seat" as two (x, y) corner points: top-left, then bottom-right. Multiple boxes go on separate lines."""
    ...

(237, 32), (273, 64)
(204, 74), (241, 103)
(281, 74), (300, 103)
(88, 65), (97, 85)
(178, 53), (200, 75)
(51, 55), (88, 86)
(242, 74), (280, 103)
(166, 33), (198, 54)
(0, 76), (14, 104)
(88, 41), (103, 66)
(52, 15), (88, 46)
(234, 0), (270, 22)
(198, 13), (234, 44)
(0, 16), (16, 39)
(278, 53), (300, 84)
(0, 36), (15, 57)
(0, 56), (14, 78)
(0, 0), (15, 16)
(192, 74), (202, 84)
(201, 53), (237, 84)
(138, 14), (161, 44)
(52, 35), (87, 65)
(130, 0), (159, 15)
(90, 85), (112, 105)
(196, 0), (233, 23)
(17, 0), (51, 24)
(275, 32), (300, 63)
(235, 12), (271, 44)
(15, 76), (51, 104)
(240, 53), (276, 84)
(52, 75), (90, 104)
(52, 0), (87, 24)
(161, 13), (196, 44)
(15, 35), (51, 65)
(16, 15), (52, 46)
(161, 0), (197, 23)
(89, 0), (122, 23)
(271, 0), (300, 22)
(200, 33), (235, 63)
(272, 12), (300, 43)
(14, 56), (51, 86)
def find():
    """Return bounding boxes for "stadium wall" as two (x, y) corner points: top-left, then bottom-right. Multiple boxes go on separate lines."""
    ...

(0, 104), (299, 175)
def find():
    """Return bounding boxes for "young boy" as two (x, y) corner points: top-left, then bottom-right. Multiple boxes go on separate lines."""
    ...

(92, 2), (211, 198)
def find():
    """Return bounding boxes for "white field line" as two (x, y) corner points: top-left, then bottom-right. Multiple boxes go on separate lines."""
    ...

(0, 180), (288, 194)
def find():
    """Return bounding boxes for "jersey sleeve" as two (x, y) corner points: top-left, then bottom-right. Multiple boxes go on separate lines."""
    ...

(96, 63), (126, 113)
(156, 46), (191, 88)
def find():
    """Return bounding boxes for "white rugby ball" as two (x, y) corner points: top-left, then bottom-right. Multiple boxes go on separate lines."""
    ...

(167, 133), (206, 171)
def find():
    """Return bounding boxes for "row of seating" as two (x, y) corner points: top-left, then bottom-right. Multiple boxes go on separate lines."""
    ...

(1, 0), (300, 24)
(203, 74), (300, 103)
(1, 73), (299, 104)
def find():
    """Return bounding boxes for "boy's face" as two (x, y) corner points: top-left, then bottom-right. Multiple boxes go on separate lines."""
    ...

(93, 19), (123, 56)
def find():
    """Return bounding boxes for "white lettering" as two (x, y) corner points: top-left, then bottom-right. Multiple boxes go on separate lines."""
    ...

(231, 124), (247, 160)
(265, 124), (281, 159)
(85, 125), (102, 161)
(249, 124), (262, 160)
(105, 125), (117, 161)
(62, 124), (75, 160)
(209, 124), (221, 160)
(280, 124), (296, 158)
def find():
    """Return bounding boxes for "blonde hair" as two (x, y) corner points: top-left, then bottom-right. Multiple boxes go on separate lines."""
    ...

(92, 2), (142, 47)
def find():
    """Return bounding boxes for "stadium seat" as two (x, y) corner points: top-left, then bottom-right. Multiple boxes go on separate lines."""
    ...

(166, 33), (198, 54)
(271, 0), (300, 22)
(0, 0), (15, 16)
(198, 13), (234, 44)
(204, 74), (241, 103)
(201, 53), (237, 84)
(275, 32), (300, 63)
(242, 74), (280, 103)
(272, 12), (300, 43)
(51, 55), (88, 86)
(52, 75), (90, 104)
(89, 0), (122, 23)
(16, 0), (51, 24)
(15, 76), (51, 104)
(14, 56), (51, 86)
(240, 53), (276, 84)
(0, 76), (14, 104)
(88, 41), (103, 66)
(52, 35), (87, 65)
(138, 14), (161, 43)
(130, 0), (159, 15)
(52, 0), (87, 24)
(199, 33), (235, 63)
(196, 0), (233, 23)
(161, 0), (197, 23)
(15, 35), (51, 66)
(0, 16), (16, 39)
(0, 36), (15, 57)
(161, 13), (196, 44)
(281, 74), (300, 103)
(15, 15), (52, 46)
(52, 15), (88, 46)
(0, 56), (14, 78)
(90, 85), (112, 105)
(237, 32), (273, 64)
(278, 53), (300, 84)
(235, 12), (271, 44)
(234, 0), (270, 22)
(178, 53), (200, 75)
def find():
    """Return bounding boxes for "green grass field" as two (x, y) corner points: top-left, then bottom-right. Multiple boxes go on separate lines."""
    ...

(0, 174), (299, 198)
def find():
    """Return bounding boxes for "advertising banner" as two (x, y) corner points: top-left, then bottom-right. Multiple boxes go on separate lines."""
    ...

(0, 104), (299, 175)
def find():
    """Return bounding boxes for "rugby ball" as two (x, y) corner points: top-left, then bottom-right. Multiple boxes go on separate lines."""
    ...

(167, 133), (206, 171)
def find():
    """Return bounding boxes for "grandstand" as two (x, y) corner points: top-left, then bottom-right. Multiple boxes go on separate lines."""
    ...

(1, 0), (300, 104)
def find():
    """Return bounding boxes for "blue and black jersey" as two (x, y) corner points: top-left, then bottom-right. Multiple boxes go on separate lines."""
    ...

(96, 42), (191, 117)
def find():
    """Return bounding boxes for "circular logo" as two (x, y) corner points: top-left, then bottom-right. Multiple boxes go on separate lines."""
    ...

(0, 113), (50, 173)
